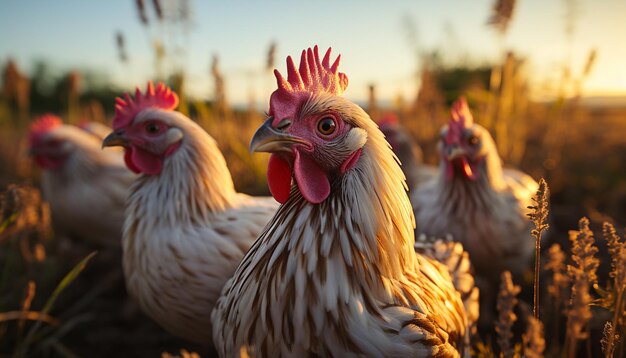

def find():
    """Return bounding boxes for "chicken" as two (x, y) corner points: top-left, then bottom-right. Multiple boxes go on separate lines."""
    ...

(411, 98), (538, 328)
(412, 97), (538, 281)
(28, 114), (136, 248)
(101, 82), (278, 344)
(212, 46), (477, 357)
(377, 113), (438, 193)
(77, 120), (117, 141)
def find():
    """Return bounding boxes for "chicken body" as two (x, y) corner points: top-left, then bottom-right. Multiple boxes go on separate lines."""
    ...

(377, 115), (438, 193)
(103, 84), (278, 344)
(213, 47), (475, 357)
(412, 98), (537, 281)
(29, 116), (135, 247)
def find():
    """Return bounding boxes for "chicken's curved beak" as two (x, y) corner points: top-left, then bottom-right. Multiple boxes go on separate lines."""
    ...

(102, 131), (129, 149)
(446, 145), (467, 161)
(249, 117), (309, 153)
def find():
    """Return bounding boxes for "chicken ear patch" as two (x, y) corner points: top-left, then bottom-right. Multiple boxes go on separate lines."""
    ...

(128, 147), (163, 175)
(267, 154), (292, 204)
(294, 150), (330, 204)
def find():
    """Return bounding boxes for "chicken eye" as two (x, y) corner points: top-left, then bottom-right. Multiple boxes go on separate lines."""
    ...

(145, 123), (161, 134)
(317, 117), (336, 135)
(468, 135), (479, 146)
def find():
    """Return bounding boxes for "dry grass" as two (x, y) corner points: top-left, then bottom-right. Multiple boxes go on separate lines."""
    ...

(495, 271), (521, 358)
(527, 178), (550, 320)
(0, 7), (624, 354)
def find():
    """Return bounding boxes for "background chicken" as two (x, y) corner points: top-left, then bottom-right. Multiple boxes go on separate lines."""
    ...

(412, 97), (538, 326)
(213, 46), (477, 357)
(102, 82), (278, 345)
(376, 112), (437, 193)
(28, 114), (135, 247)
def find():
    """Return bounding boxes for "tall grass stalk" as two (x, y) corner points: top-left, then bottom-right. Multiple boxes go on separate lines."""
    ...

(495, 271), (520, 358)
(527, 178), (550, 320)
(601, 222), (626, 357)
(564, 217), (599, 358)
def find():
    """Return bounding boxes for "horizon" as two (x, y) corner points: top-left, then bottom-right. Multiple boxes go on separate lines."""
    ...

(2, 0), (625, 106)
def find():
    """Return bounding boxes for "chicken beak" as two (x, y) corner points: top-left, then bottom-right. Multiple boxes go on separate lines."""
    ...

(102, 131), (129, 149)
(446, 145), (466, 161)
(249, 117), (309, 153)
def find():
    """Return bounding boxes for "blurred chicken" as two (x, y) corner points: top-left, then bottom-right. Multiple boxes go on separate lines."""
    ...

(102, 82), (278, 344)
(77, 120), (117, 140)
(28, 114), (135, 247)
(413, 97), (538, 280)
(377, 113), (437, 193)
(213, 46), (477, 357)
(412, 98), (538, 327)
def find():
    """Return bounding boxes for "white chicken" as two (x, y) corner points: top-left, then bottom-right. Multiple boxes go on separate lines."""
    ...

(412, 97), (538, 281)
(412, 98), (538, 327)
(212, 46), (477, 357)
(28, 114), (135, 248)
(102, 82), (278, 344)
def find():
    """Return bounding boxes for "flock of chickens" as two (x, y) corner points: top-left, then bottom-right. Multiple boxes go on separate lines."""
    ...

(27, 46), (539, 357)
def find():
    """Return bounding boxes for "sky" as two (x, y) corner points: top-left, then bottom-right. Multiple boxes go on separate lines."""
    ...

(1, 0), (625, 106)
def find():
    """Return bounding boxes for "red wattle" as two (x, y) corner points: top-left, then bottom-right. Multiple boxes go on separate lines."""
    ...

(267, 154), (292, 204)
(126, 147), (163, 175)
(34, 156), (65, 170)
(461, 157), (477, 180)
(293, 150), (330, 204)
(124, 149), (142, 174)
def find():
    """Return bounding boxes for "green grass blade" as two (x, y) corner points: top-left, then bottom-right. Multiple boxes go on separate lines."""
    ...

(12, 251), (97, 358)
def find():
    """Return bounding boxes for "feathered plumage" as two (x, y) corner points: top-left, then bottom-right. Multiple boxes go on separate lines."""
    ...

(212, 46), (476, 357)
(376, 113), (438, 193)
(102, 83), (278, 344)
(412, 98), (538, 280)
(412, 98), (537, 328)
(28, 114), (135, 247)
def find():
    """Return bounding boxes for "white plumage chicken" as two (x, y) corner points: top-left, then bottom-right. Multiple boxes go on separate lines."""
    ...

(212, 46), (476, 357)
(101, 82), (278, 344)
(28, 114), (135, 248)
(412, 97), (538, 282)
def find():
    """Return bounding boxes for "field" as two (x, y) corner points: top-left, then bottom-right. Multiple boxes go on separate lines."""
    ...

(0, 59), (624, 357)
(1, 1), (625, 357)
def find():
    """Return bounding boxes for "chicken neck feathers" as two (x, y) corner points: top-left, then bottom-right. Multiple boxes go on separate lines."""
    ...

(214, 108), (469, 357)
(123, 118), (277, 344)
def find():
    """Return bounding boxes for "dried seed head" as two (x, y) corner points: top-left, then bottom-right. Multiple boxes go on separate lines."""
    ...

(495, 271), (521, 358)
(523, 316), (545, 358)
(527, 178), (550, 237)
(566, 217), (600, 340)
(545, 244), (569, 299)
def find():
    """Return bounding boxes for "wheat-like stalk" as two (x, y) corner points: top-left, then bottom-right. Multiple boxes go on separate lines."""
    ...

(601, 321), (619, 358)
(544, 243), (569, 349)
(602, 222), (626, 357)
(495, 271), (521, 358)
(565, 217), (599, 358)
(545, 243), (569, 302)
(527, 178), (550, 320)
(523, 316), (545, 358)
(487, 0), (517, 34)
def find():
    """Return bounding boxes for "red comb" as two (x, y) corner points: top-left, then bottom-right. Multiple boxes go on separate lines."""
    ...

(446, 97), (474, 145)
(112, 81), (178, 130)
(29, 114), (63, 145)
(269, 46), (348, 116)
